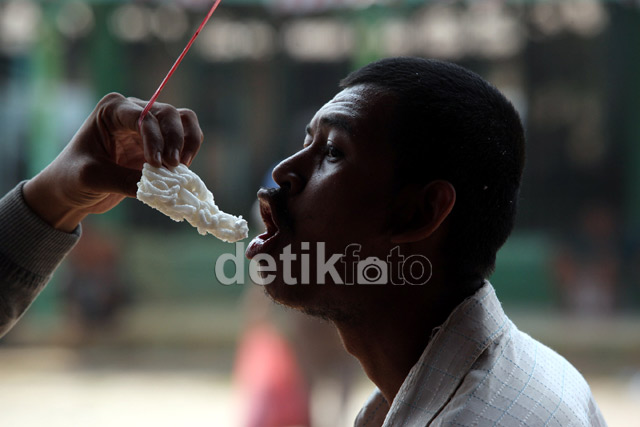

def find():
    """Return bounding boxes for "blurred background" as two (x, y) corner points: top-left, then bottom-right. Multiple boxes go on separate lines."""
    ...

(1, 0), (639, 425)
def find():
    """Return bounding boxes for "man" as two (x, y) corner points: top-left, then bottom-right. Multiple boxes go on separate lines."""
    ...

(245, 57), (605, 426)
(1, 58), (604, 425)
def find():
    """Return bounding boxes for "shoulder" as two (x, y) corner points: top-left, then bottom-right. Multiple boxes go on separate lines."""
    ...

(434, 325), (606, 426)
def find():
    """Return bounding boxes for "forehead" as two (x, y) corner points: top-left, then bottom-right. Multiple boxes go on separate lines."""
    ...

(314, 86), (370, 120)
(310, 85), (396, 137)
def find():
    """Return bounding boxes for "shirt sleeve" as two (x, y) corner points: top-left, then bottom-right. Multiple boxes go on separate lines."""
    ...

(0, 181), (81, 338)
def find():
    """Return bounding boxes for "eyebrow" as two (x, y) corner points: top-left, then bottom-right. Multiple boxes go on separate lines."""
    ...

(306, 114), (353, 136)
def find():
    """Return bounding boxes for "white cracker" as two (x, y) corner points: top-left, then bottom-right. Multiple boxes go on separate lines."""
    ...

(136, 163), (249, 242)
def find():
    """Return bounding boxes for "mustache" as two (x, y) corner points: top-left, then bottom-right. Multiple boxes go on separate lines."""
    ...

(260, 185), (293, 230)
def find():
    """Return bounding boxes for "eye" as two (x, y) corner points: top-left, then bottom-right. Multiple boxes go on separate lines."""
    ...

(326, 143), (343, 161)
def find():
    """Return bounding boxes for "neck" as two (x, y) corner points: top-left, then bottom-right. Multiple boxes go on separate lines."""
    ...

(334, 277), (483, 405)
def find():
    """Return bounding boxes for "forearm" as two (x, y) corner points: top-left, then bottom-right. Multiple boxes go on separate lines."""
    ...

(0, 182), (80, 337)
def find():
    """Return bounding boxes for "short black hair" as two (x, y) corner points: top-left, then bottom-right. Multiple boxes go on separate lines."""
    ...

(340, 57), (525, 279)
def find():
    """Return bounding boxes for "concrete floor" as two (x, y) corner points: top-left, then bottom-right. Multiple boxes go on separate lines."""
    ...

(0, 347), (637, 427)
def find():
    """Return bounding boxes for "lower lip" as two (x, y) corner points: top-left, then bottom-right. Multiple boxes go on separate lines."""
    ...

(246, 231), (281, 259)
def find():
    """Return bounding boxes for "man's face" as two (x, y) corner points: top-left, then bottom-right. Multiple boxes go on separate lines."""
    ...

(246, 84), (401, 322)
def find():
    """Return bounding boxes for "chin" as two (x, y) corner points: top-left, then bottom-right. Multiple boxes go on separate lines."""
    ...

(261, 277), (307, 308)
(262, 278), (359, 324)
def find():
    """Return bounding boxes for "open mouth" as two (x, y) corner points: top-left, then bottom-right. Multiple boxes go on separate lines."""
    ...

(246, 189), (285, 259)
(257, 199), (280, 242)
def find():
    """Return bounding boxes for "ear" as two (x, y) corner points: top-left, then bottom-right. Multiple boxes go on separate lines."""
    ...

(391, 180), (456, 244)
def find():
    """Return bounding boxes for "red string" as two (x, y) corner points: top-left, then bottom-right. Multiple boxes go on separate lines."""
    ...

(138, 0), (222, 130)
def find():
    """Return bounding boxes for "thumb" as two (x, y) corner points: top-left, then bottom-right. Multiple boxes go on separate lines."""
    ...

(81, 161), (142, 197)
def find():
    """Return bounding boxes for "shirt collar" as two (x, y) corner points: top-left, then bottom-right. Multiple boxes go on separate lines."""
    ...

(355, 281), (510, 426)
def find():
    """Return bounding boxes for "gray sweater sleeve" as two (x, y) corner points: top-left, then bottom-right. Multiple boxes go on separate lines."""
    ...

(0, 182), (81, 337)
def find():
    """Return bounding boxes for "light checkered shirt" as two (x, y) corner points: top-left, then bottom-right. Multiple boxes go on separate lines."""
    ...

(354, 282), (606, 426)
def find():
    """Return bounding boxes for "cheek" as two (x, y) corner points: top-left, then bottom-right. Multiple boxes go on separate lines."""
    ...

(295, 172), (392, 244)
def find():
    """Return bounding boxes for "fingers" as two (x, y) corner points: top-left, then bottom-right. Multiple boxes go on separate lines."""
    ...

(125, 97), (202, 168)
(156, 107), (184, 167)
(96, 94), (162, 168)
(138, 112), (164, 167)
(179, 109), (204, 166)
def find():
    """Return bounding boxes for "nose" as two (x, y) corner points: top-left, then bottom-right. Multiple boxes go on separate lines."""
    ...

(272, 152), (306, 196)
